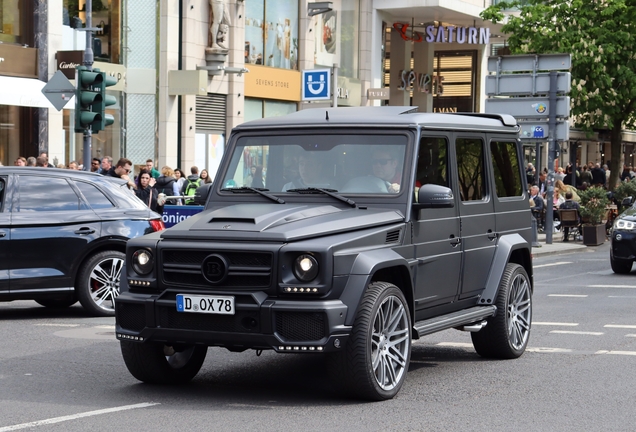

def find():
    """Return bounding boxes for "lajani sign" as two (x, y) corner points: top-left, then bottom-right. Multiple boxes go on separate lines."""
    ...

(393, 23), (491, 45)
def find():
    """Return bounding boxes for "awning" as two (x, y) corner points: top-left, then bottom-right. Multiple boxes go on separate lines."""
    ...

(0, 75), (56, 109)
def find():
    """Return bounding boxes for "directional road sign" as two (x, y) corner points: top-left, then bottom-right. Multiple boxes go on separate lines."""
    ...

(41, 70), (76, 111)
(487, 53), (571, 73)
(518, 121), (569, 141)
(485, 96), (570, 119)
(485, 72), (571, 96)
(302, 69), (331, 101)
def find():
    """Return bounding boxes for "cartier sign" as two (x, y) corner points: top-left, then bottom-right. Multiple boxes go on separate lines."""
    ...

(56, 50), (84, 79)
(0, 44), (38, 78)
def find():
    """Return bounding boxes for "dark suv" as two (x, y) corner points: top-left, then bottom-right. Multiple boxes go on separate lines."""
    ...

(0, 167), (165, 316)
(116, 107), (533, 400)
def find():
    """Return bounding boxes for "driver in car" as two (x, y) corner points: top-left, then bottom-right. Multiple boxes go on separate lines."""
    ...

(372, 148), (401, 193)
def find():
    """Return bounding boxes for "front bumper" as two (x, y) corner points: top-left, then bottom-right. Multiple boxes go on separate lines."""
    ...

(611, 229), (636, 261)
(115, 290), (351, 353)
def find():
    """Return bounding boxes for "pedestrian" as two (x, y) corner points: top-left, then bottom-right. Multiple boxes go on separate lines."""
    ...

(14, 157), (26, 166)
(200, 168), (212, 184)
(155, 166), (179, 204)
(251, 165), (265, 188)
(182, 166), (202, 204)
(135, 169), (164, 214)
(101, 156), (113, 174)
(68, 161), (79, 170)
(91, 157), (101, 172)
(145, 159), (161, 179)
(173, 168), (186, 204)
(105, 157), (136, 189)
(35, 156), (48, 167)
(26, 157), (36, 167)
(39, 152), (54, 167)
(559, 191), (581, 242)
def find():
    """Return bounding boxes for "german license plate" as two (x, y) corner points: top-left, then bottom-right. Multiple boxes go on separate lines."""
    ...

(176, 294), (235, 315)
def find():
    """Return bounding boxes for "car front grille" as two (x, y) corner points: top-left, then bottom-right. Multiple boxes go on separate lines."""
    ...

(275, 312), (327, 341)
(116, 302), (146, 332)
(161, 249), (273, 288)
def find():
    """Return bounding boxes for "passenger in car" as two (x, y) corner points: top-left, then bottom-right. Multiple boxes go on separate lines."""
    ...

(282, 153), (332, 191)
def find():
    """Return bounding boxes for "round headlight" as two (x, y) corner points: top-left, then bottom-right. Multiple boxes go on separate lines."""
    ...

(293, 254), (319, 282)
(132, 249), (154, 275)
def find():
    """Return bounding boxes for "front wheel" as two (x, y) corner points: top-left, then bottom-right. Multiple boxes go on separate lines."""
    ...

(471, 263), (532, 359)
(610, 254), (633, 274)
(330, 282), (412, 401)
(120, 341), (207, 384)
(77, 250), (125, 317)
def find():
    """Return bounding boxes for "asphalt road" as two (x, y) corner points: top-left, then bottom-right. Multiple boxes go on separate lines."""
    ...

(1, 242), (635, 432)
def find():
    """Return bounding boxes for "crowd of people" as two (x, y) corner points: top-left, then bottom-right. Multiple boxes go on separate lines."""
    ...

(6, 153), (215, 214)
(527, 161), (616, 241)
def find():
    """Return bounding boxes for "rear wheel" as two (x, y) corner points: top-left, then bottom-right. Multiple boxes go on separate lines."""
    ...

(329, 282), (411, 400)
(120, 341), (207, 384)
(77, 250), (125, 317)
(471, 263), (532, 359)
(610, 254), (633, 274)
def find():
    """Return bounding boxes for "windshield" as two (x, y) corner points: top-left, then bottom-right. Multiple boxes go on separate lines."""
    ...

(222, 133), (408, 194)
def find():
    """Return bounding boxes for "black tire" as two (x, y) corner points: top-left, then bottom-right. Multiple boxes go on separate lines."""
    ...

(471, 263), (532, 359)
(329, 282), (412, 401)
(35, 296), (78, 309)
(76, 250), (125, 317)
(610, 255), (633, 274)
(120, 341), (207, 384)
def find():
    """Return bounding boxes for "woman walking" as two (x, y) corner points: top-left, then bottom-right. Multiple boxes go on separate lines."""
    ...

(135, 169), (164, 214)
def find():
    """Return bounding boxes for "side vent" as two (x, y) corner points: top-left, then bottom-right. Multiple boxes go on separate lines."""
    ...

(385, 229), (401, 244)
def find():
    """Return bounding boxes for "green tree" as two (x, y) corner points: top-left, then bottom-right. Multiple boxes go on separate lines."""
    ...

(482, 0), (636, 190)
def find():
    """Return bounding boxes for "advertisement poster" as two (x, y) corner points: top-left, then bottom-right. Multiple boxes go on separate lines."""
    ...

(314, 2), (339, 67)
(245, 0), (298, 70)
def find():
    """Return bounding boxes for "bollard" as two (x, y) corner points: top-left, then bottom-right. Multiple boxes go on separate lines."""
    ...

(531, 217), (541, 247)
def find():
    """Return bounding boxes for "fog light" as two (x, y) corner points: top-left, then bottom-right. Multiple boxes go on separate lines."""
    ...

(616, 233), (623, 241)
(334, 339), (341, 348)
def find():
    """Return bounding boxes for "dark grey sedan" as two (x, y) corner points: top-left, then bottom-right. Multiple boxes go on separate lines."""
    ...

(0, 167), (165, 316)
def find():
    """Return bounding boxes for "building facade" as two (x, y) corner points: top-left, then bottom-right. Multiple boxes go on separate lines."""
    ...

(2, 0), (635, 175)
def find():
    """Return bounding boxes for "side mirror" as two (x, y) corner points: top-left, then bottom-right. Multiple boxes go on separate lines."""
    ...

(622, 196), (633, 208)
(414, 184), (454, 211)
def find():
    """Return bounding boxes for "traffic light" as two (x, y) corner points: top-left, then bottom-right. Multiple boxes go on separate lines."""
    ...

(74, 66), (103, 133)
(95, 71), (117, 131)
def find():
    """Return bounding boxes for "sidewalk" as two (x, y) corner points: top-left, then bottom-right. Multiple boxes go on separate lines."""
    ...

(531, 230), (591, 256)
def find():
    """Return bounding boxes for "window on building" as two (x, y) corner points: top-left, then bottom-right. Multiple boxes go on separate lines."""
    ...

(245, 0), (298, 70)
(0, 1), (33, 46)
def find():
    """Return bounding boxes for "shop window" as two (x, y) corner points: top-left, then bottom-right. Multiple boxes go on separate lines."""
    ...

(245, 98), (297, 122)
(314, 0), (359, 79)
(0, 1), (33, 45)
(245, 0), (298, 70)
(64, 0), (121, 64)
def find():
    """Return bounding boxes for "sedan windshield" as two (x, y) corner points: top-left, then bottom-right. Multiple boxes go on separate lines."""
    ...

(221, 133), (408, 195)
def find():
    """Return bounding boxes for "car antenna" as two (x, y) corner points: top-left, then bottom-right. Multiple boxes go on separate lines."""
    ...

(325, 110), (329, 120)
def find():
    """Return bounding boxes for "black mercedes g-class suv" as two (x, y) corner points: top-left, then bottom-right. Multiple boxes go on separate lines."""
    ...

(116, 107), (533, 400)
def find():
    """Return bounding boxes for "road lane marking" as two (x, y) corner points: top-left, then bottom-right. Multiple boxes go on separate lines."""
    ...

(0, 403), (160, 432)
(626, 334), (636, 337)
(595, 350), (636, 356)
(532, 322), (579, 326)
(526, 347), (573, 353)
(548, 294), (588, 298)
(534, 262), (572, 268)
(608, 295), (636, 298)
(604, 324), (636, 329)
(550, 330), (604, 335)
(34, 324), (80, 328)
(588, 285), (636, 289)
(436, 342), (473, 348)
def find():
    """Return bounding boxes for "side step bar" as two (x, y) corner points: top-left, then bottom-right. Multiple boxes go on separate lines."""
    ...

(413, 305), (497, 339)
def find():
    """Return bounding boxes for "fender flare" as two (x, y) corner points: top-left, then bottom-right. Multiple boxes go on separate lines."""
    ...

(338, 248), (414, 326)
(480, 233), (532, 305)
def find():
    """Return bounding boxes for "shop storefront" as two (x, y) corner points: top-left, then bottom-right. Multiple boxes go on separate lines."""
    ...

(0, 1), (41, 166)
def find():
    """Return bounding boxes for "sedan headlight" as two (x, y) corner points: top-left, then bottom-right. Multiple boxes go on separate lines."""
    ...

(614, 219), (636, 231)
(132, 249), (154, 275)
(293, 254), (319, 282)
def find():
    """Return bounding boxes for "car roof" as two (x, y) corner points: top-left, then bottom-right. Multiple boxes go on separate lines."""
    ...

(0, 167), (127, 185)
(233, 106), (519, 134)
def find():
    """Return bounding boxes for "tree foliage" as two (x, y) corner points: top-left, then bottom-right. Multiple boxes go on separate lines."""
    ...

(481, 0), (636, 190)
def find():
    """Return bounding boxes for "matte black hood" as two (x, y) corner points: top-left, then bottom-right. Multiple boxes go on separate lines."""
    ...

(160, 203), (404, 242)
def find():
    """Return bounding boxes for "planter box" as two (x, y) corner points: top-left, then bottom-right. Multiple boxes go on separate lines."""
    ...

(582, 224), (606, 246)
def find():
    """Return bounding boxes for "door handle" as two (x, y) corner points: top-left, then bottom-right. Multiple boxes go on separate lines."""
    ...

(487, 230), (497, 241)
(74, 228), (95, 235)
(0, 231), (5, 238)
(449, 237), (461, 247)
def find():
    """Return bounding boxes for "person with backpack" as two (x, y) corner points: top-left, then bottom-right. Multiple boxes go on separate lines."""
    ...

(181, 166), (202, 205)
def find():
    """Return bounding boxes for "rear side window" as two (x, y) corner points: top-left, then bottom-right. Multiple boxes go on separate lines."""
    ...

(456, 137), (485, 201)
(74, 181), (115, 209)
(0, 177), (5, 212)
(18, 176), (81, 212)
(490, 141), (523, 198)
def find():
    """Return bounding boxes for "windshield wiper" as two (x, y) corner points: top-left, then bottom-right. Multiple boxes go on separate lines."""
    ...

(221, 187), (285, 204)
(286, 188), (356, 208)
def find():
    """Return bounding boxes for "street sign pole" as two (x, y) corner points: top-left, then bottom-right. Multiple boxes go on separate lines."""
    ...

(82, 0), (94, 171)
(545, 71), (558, 244)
